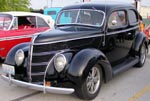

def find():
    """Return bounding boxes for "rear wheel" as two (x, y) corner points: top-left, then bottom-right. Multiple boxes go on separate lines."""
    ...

(75, 64), (103, 100)
(136, 43), (146, 67)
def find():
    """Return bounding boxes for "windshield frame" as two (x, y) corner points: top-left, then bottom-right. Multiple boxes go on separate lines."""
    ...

(56, 9), (105, 28)
(0, 13), (13, 30)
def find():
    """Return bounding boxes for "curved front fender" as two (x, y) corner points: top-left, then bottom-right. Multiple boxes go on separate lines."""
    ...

(67, 48), (112, 85)
(5, 42), (30, 65)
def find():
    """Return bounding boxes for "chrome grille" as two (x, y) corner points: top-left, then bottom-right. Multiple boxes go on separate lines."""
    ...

(30, 45), (56, 82)
(27, 36), (68, 83)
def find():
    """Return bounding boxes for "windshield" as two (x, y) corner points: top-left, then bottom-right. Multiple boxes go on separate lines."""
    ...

(0, 14), (12, 30)
(56, 9), (105, 27)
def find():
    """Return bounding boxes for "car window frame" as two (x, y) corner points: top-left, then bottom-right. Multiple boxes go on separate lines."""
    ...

(107, 9), (128, 30)
(56, 9), (106, 28)
(11, 17), (18, 30)
(127, 9), (139, 26)
(36, 16), (49, 28)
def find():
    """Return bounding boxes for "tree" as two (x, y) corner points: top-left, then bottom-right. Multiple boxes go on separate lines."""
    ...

(0, 0), (30, 12)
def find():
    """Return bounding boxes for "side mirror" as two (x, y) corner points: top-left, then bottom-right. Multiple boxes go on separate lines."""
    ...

(112, 20), (117, 25)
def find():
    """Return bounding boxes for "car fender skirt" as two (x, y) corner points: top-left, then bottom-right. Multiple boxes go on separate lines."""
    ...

(67, 49), (112, 84)
(1, 75), (74, 94)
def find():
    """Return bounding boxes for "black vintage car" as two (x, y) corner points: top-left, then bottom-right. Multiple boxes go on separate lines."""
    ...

(1, 2), (148, 100)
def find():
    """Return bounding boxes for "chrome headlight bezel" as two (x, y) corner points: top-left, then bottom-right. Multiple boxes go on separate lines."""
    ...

(15, 49), (25, 66)
(54, 54), (67, 72)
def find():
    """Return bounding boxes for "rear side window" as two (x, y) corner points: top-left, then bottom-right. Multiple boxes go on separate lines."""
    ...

(37, 17), (49, 27)
(128, 10), (138, 24)
(108, 10), (127, 28)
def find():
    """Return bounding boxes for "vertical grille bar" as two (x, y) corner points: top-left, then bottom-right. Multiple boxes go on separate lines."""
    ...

(27, 35), (38, 83)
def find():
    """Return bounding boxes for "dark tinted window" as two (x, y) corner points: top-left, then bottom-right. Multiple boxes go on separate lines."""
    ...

(48, 11), (56, 15)
(37, 17), (49, 27)
(128, 10), (138, 24)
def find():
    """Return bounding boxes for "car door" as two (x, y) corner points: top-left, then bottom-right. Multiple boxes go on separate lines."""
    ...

(104, 10), (135, 66)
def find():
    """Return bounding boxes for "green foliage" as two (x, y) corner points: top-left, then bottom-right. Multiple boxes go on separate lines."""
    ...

(0, 0), (30, 12)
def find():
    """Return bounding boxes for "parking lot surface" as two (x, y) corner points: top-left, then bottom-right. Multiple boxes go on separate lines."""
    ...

(0, 55), (150, 101)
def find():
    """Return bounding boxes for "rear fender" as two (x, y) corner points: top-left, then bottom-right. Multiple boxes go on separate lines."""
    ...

(131, 32), (148, 55)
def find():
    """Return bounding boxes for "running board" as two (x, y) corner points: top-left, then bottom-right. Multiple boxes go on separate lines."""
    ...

(113, 57), (139, 76)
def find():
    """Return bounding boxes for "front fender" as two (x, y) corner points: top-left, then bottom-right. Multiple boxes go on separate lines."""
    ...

(5, 42), (30, 66)
(67, 48), (112, 85)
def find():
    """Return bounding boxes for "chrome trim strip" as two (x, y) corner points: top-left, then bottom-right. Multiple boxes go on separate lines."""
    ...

(33, 25), (139, 45)
(34, 34), (104, 45)
(7, 15), (14, 31)
(44, 51), (65, 82)
(1, 75), (74, 94)
(0, 34), (32, 41)
(28, 35), (38, 82)
(107, 25), (139, 35)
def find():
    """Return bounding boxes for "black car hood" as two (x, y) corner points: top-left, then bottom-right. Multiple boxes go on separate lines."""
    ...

(34, 26), (103, 43)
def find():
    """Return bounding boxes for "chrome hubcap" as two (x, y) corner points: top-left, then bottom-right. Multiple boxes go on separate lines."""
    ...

(86, 66), (100, 94)
(140, 45), (146, 64)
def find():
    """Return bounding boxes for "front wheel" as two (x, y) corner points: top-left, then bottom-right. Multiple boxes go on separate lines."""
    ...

(75, 64), (103, 100)
(135, 43), (146, 67)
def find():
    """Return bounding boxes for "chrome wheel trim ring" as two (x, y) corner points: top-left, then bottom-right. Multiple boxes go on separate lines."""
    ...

(140, 45), (146, 64)
(86, 66), (100, 94)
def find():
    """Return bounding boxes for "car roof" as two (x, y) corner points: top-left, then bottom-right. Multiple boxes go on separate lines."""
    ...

(61, 1), (134, 12)
(0, 11), (55, 28)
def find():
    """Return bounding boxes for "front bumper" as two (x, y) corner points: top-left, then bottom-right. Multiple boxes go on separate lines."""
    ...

(1, 75), (74, 94)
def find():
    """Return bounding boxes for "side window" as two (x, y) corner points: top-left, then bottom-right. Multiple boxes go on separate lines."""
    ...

(18, 16), (36, 29)
(108, 11), (127, 28)
(37, 17), (49, 27)
(128, 10), (138, 24)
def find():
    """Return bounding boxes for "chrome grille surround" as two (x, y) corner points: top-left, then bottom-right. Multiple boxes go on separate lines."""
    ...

(28, 35), (38, 83)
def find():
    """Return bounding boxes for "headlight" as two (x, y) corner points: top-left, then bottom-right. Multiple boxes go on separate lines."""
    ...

(15, 49), (25, 66)
(54, 54), (67, 72)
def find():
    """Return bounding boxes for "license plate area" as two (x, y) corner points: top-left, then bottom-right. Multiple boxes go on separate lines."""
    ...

(2, 64), (15, 75)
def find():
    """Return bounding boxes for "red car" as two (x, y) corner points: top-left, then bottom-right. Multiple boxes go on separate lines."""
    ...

(0, 11), (54, 59)
(144, 25), (150, 44)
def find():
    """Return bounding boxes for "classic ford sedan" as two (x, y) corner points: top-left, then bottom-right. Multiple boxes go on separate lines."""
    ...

(1, 2), (148, 100)
(0, 11), (54, 59)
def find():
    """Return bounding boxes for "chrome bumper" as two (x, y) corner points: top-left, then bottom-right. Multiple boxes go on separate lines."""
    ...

(1, 75), (74, 94)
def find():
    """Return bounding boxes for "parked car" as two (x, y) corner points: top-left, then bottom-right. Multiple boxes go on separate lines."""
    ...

(144, 25), (150, 44)
(0, 11), (54, 59)
(1, 2), (148, 100)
